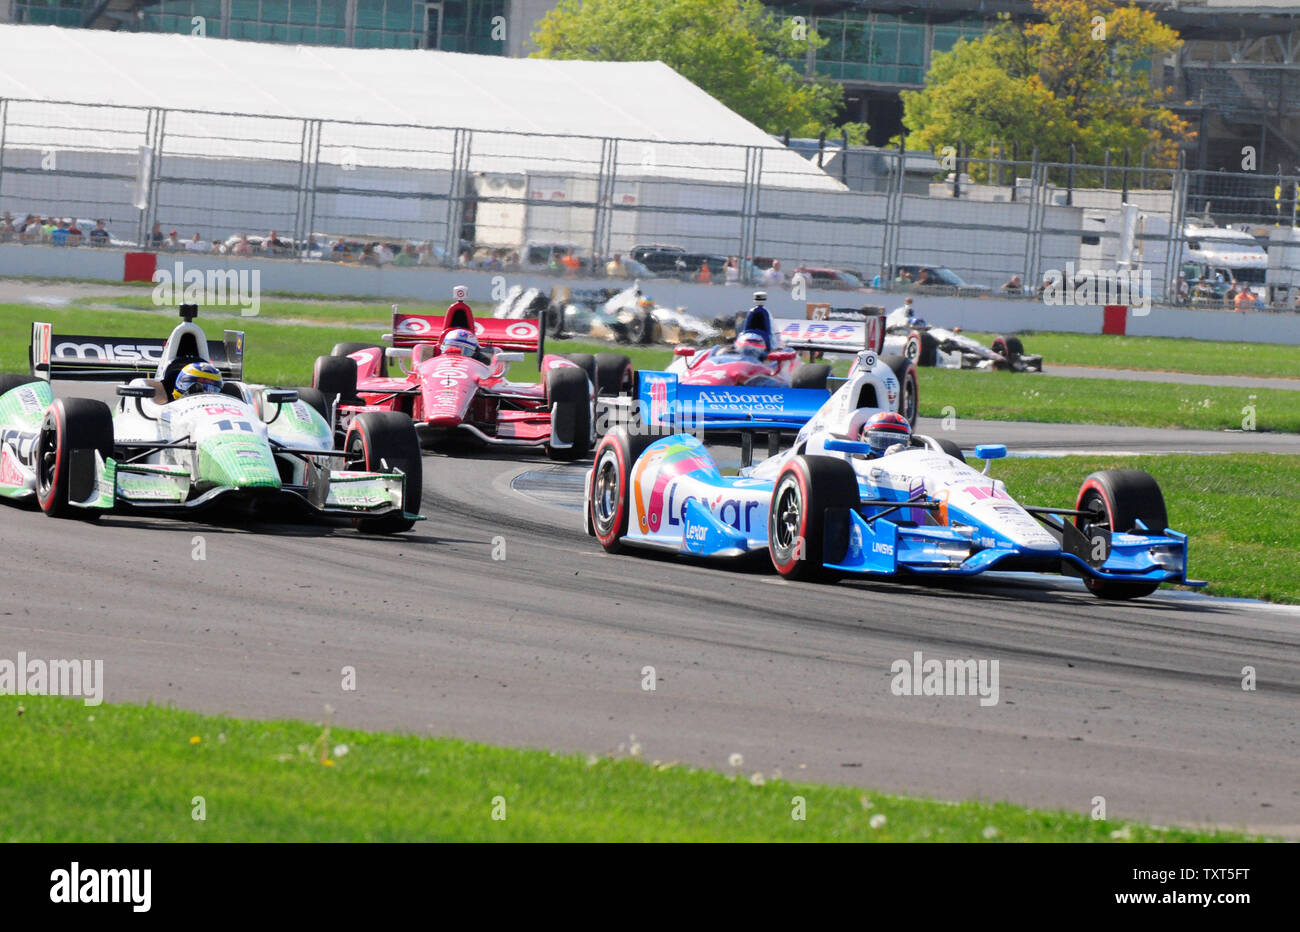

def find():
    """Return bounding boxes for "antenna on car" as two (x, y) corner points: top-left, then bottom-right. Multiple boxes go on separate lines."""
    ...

(179, 304), (199, 321)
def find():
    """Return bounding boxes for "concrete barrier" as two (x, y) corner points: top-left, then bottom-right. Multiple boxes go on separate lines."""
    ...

(3, 243), (1300, 345)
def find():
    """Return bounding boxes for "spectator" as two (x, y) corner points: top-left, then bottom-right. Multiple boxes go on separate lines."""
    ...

(164, 230), (182, 251)
(149, 222), (164, 249)
(458, 248), (472, 268)
(50, 219), (71, 246)
(394, 244), (418, 267)
(230, 234), (253, 257)
(333, 239), (352, 261)
(376, 242), (395, 264)
(1000, 274), (1022, 294)
(265, 230), (287, 254)
(916, 268), (933, 287)
(724, 257), (740, 285)
(1234, 285), (1258, 312)
(698, 261), (712, 284)
(185, 233), (210, 253)
(1175, 274), (1189, 304)
(894, 268), (913, 287)
(0, 212), (14, 241)
(762, 259), (785, 288)
(360, 243), (379, 266)
(1191, 276), (1214, 300)
(561, 250), (580, 274)
(605, 253), (624, 277)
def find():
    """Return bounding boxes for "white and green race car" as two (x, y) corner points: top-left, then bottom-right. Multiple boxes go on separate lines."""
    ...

(0, 305), (423, 532)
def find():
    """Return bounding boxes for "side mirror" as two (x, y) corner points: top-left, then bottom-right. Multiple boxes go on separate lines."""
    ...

(116, 384), (155, 398)
(768, 350), (795, 363)
(673, 346), (695, 357)
(263, 389), (299, 406)
(974, 443), (1007, 474)
(498, 352), (525, 363)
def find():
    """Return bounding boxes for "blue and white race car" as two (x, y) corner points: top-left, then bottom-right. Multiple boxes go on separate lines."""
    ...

(585, 354), (1202, 600)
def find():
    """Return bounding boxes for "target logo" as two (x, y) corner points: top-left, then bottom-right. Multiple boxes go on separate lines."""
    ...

(396, 316), (433, 334)
(504, 321), (537, 339)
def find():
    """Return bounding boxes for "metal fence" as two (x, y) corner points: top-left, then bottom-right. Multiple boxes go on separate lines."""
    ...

(0, 96), (1296, 308)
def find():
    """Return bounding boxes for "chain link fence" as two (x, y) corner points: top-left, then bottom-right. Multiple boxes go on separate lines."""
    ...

(1, 97), (1296, 310)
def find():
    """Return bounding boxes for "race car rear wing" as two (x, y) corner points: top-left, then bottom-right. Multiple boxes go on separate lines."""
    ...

(634, 370), (828, 434)
(773, 315), (884, 356)
(30, 320), (245, 382)
(390, 308), (542, 354)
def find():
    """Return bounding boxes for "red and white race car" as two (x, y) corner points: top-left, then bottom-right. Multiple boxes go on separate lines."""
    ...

(668, 295), (837, 391)
(310, 287), (631, 460)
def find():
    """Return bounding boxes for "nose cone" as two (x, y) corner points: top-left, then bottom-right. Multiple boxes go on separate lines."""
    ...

(197, 437), (281, 489)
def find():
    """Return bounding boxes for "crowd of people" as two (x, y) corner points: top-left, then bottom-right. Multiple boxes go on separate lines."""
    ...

(1, 212), (113, 246)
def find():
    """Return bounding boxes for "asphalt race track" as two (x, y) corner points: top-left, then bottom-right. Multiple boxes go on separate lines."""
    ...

(2, 390), (1297, 836)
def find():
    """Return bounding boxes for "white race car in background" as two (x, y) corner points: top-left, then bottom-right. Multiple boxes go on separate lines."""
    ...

(882, 304), (1043, 372)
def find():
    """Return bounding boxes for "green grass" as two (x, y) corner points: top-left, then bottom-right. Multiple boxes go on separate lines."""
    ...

(993, 454), (1300, 603)
(919, 368), (1300, 433)
(970, 331), (1300, 380)
(0, 696), (1253, 842)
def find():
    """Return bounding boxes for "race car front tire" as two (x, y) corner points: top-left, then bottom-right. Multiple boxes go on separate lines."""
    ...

(286, 386), (330, 424)
(935, 438), (966, 464)
(331, 341), (387, 378)
(883, 355), (919, 427)
(312, 354), (359, 409)
(0, 374), (35, 399)
(594, 353), (634, 397)
(790, 363), (832, 391)
(36, 397), (113, 519)
(545, 366), (592, 461)
(344, 412), (423, 533)
(589, 427), (657, 552)
(563, 353), (597, 389)
(768, 455), (861, 581)
(1074, 469), (1168, 600)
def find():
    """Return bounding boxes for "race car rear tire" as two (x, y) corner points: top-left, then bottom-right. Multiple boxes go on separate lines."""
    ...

(312, 355), (359, 407)
(916, 331), (938, 367)
(883, 354), (919, 427)
(0, 374), (35, 399)
(790, 363), (832, 391)
(936, 438), (966, 464)
(627, 312), (651, 345)
(545, 366), (592, 461)
(344, 411), (422, 534)
(1074, 469), (1168, 600)
(563, 353), (597, 389)
(991, 335), (1023, 371)
(589, 427), (657, 552)
(36, 397), (113, 520)
(331, 341), (387, 378)
(594, 353), (634, 397)
(769, 455), (861, 581)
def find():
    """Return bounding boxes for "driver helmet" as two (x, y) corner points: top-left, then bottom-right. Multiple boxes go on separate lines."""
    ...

(860, 411), (911, 457)
(440, 327), (479, 357)
(173, 360), (223, 399)
(734, 330), (767, 359)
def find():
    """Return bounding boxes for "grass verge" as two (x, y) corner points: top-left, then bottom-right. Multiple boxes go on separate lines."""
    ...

(919, 368), (1299, 433)
(993, 454), (1300, 603)
(972, 331), (1300, 381)
(0, 696), (1253, 842)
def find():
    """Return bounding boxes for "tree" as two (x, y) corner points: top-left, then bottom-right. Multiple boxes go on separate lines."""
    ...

(531, 0), (865, 140)
(901, 0), (1189, 172)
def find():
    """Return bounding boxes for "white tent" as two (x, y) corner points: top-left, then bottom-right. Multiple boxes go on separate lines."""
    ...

(0, 24), (843, 192)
